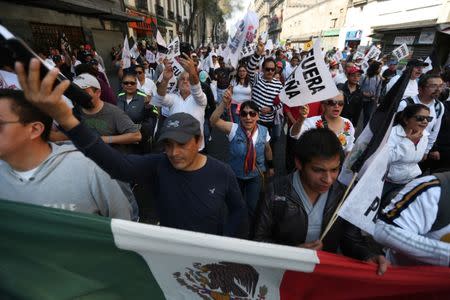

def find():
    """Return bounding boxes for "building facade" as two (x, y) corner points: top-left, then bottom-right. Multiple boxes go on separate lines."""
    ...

(0, 0), (139, 74)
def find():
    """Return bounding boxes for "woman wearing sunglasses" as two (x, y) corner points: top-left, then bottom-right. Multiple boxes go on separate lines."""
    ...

(290, 93), (355, 154)
(382, 104), (431, 201)
(210, 88), (274, 227)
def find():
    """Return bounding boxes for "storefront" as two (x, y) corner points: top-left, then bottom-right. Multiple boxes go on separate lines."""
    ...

(373, 26), (437, 59)
(127, 9), (157, 39)
(345, 30), (362, 49)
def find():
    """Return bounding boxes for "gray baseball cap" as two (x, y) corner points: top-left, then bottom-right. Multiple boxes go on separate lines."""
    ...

(158, 113), (201, 144)
(73, 73), (101, 90)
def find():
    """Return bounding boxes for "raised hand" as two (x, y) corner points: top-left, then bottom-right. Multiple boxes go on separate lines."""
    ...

(15, 59), (79, 130)
(178, 53), (197, 76)
(162, 59), (174, 81)
(256, 41), (265, 56)
(298, 104), (309, 121)
(222, 86), (232, 107)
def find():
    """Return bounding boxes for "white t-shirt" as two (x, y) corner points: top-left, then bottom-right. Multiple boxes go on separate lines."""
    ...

(137, 78), (157, 97)
(387, 75), (418, 99)
(12, 165), (40, 181)
(231, 83), (252, 104)
(228, 123), (270, 144)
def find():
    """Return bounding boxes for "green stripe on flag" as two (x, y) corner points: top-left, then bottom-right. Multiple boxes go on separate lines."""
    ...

(0, 199), (165, 300)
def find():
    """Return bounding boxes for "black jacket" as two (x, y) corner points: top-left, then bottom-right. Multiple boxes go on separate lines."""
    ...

(337, 81), (363, 126)
(254, 173), (375, 260)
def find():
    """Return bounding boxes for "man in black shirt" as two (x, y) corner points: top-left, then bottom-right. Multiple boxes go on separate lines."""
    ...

(16, 59), (248, 238)
(213, 57), (233, 103)
(337, 66), (364, 126)
(381, 60), (398, 88)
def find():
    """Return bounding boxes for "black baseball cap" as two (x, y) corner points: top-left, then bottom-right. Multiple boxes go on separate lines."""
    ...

(407, 58), (429, 68)
(157, 113), (201, 144)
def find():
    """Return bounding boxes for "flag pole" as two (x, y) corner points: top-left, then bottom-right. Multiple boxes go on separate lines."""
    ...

(319, 172), (358, 241)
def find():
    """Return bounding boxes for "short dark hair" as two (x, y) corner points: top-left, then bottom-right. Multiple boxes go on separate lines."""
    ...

(293, 128), (344, 165)
(418, 74), (442, 88)
(0, 89), (52, 141)
(394, 103), (430, 127)
(262, 57), (276, 69)
(74, 63), (97, 76)
(240, 101), (259, 113)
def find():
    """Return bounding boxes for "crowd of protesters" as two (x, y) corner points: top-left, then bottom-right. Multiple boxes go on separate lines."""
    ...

(1, 34), (450, 271)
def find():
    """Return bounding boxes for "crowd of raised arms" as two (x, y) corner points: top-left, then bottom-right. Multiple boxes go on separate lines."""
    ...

(1, 37), (450, 272)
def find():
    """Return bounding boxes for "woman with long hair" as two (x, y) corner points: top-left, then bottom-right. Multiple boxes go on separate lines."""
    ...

(228, 65), (252, 122)
(382, 103), (431, 202)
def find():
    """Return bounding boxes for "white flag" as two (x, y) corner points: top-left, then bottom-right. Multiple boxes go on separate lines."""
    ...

(130, 43), (139, 59)
(279, 39), (340, 107)
(225, 11), (259, 68)
(338, 145), (389, 235)
(156, 30), (166, 48)
(145, 50), (156, 63)
(265, 39), (274, 52)
(121, 36), (131, 69)
(260, 31), (268, 43)
(392, 43), (409, 61)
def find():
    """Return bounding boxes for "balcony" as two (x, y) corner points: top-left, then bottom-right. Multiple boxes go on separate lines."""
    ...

(155, 4), (164, 17)
(168, 10), (175, 20)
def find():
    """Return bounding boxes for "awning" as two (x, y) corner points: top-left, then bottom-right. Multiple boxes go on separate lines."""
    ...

(8, 0), (143, 22)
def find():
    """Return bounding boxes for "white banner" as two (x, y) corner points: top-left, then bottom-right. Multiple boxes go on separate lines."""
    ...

(279, 39), (340, 107)
(338, 145), (389, 235)
(392, 43), (409, 61)
(225, 11), (259, 68)
(121, 36), (131, 69)
(166, 37), (181, 60)
(364, 45), (381, 61)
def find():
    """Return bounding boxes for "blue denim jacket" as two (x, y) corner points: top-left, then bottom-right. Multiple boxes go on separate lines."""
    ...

(229, 124), (267, 179)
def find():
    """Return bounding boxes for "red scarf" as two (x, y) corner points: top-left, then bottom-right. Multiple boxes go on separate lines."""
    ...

(242, 123), (257, 174)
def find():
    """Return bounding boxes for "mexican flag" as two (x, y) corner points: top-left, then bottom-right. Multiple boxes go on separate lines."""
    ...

(1, 199), (450, 300)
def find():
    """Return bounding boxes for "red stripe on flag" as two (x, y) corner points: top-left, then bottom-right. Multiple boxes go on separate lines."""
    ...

(280, 251), (450, 299)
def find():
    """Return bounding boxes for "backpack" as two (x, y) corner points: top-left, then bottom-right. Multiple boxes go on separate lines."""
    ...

(404, 96), (443, 120)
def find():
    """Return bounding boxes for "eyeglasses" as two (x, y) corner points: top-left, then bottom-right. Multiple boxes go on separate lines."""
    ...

(240, 110), (258, 118)
(122, 81), (136, 86)
(413, 115), (433, 122)
(425, 84), (444, 89)
(264, 68), (275, 72)
(324, 100), (344, 107)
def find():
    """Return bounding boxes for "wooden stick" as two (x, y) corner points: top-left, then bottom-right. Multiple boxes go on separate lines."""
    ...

(320, 172), (358, 241)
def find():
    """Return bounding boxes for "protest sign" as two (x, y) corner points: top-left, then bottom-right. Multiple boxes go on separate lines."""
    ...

(353, 51), (365, 61)
(171, 58), (184, 77)
(166, 37), (180, 60)
(364, 45), (381, 61)
(145, 50), (156, 63)
(279, 39), (339, 107)
(332, 51), (343, 62)
(338, 145), (389, 235)
(392, 43), (409, 61)
(240, 43), (255, 58)
(121, 35), (131, 69)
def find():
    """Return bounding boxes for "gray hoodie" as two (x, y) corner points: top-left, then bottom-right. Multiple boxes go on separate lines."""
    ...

(0, 143), (132, 220)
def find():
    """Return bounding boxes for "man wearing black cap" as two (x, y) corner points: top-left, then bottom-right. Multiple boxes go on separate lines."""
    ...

(386, 58), (429, 99)
(16, 57), (248, 238)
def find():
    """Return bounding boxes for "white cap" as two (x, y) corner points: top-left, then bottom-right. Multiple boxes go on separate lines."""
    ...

(73, 73), (101, 90)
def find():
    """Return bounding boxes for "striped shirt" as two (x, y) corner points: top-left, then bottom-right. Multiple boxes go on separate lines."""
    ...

(248, 54), (284, 123)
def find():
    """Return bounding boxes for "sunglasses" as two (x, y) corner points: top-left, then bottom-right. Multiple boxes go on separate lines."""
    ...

(413, 115), (433, 122)
(240, 110), (258, 118)
(324, 100), (344, 107)
(122, 81), (136, 86)
(264, 68), (275, 72)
